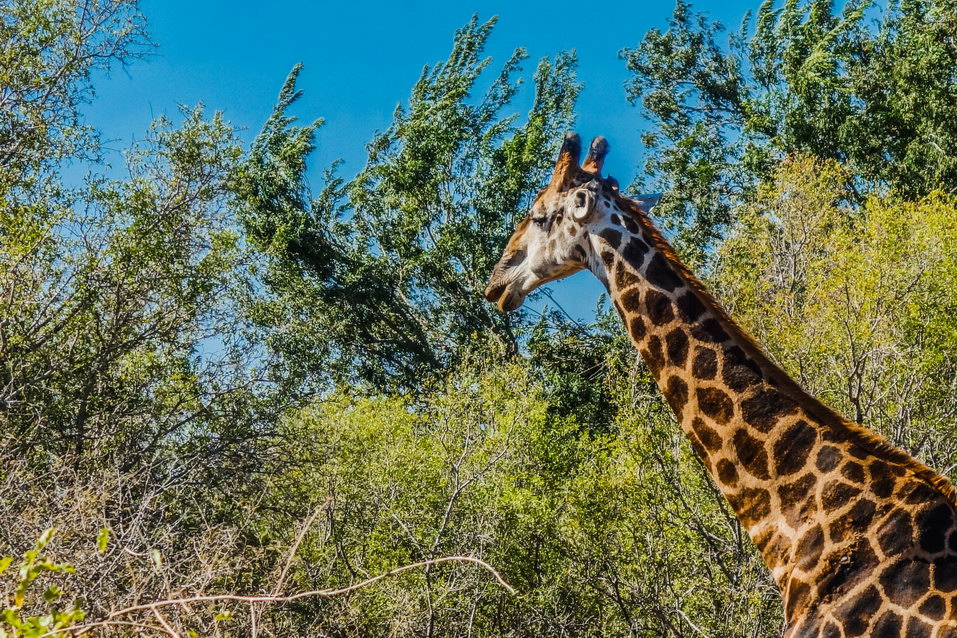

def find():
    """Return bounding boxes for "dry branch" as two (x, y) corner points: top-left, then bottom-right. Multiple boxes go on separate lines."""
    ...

(36, 555), (515, 637)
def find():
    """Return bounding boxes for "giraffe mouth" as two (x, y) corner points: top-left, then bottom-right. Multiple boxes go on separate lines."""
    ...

(484, 281), (526, 312)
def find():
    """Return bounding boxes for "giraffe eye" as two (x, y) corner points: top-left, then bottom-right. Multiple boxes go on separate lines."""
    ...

(532, 216), (548, 228)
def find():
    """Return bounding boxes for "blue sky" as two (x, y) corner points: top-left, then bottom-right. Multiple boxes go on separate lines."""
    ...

(86, 0), (756, 321)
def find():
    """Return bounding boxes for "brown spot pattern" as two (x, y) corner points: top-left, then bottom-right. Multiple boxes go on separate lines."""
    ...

(733, 428), (770, 479)
(741, 387), (799, 433)
(691, 347), (717, 380)
(795, 524), (825, 571)
(615, 264), (640, 290)
(872, 610), (904, 637)
(919, 595), (946, 620)
(879, 558), (930, 607)
(877, 509), (914, 558)
(688, 435), (710, 466)
(933, 556), (957, 592)
(906, 617), (933, 638)
(621, 215), (640, 234)
(773, 420), (816, 476)
(691, 417), (722, 452)
(816, 445), (842, 473)
(697, 387), (734, 424)
(621, 287), (641, 312)
(728, 487), (771, 526)
(665, 329), (689, 366)
(722, 345), (762, 392)
(785, 578), (812, 621)
(643, 336), (664, 377)
(869, 460), (897, 498)
(821, 480), (862, 512)
(917, 503), (953, 554)
(629, 316), (646, 340)
(841, 461), (866, 484)
(665, 376), (689, 418)
(779, 473), (818, 514)
(829, 498), (876, 543)
(690, 318), (729, 343)
(645, 290), (674, 325)
(757, 529), (791, 570)
(676, 291), (705, 322)
(837, 585), (882, 636)
(717, 459), (739, 487)
(599, 227), (621, 248)
(645, 252), (682, 292)
(622, 237), (648, 267)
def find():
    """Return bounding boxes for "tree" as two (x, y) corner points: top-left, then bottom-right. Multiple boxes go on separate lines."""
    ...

(0, 2), (275, 483)
(0, 105), (270, 475)
(0, 0), (148, 190)
(620, 0), (957, 261)
(246, 351), (785, 637)
(236, 16), (581, 393)
(0, 2), (289, 630)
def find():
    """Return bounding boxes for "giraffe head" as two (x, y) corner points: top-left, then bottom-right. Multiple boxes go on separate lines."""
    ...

(484, 132), (619, 311)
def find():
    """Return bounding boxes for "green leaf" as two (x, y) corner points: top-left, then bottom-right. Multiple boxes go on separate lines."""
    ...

(35, 529), (55, 550)
(42, 586), (62, 603)
(96, 528), (110, 554)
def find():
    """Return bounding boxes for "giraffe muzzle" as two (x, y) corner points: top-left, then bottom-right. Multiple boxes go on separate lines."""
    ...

(484, 280), (525, 312)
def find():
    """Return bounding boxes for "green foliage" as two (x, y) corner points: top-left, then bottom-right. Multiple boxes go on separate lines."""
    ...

(95, 529), (109, 555)
(236, 16), (581, 392)
(0, 103), (263, 471)
(247, 358), (781, 636)
(526, 305), (624, 432)
(0, 530), (85, 638)
(621, 0), (957, 260)
(0, 0), (148, 190)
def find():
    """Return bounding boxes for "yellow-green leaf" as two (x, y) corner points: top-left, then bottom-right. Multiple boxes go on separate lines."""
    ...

(96, 528), (110, 554)
(36, 529), (56, 550)
(43, 585), (62, 602)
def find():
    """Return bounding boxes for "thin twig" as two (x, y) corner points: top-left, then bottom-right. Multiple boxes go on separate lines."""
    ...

(150, 608), (181, 638)
(272, 502), (328, 595)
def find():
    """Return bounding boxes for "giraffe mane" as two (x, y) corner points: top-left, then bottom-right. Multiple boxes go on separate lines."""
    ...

(613, 191), (957, 506)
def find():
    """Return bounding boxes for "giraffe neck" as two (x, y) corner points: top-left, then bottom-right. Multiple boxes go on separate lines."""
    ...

(584, 204), (957, 627)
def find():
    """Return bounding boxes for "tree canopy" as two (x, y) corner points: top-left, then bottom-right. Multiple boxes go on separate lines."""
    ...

(237, 17), (580, 393)
(621, 0), (957, 261)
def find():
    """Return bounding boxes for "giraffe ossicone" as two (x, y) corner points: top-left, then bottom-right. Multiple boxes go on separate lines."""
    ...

(485, 132), (957, 637)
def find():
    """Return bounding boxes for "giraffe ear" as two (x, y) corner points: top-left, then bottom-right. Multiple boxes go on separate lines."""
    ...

(570, 187), (596, 221)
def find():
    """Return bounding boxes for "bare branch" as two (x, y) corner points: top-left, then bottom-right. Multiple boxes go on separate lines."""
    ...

(36, 555), (516, 638)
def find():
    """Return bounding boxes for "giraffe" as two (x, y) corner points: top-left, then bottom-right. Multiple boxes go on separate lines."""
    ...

(484, 132), (957, 637)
